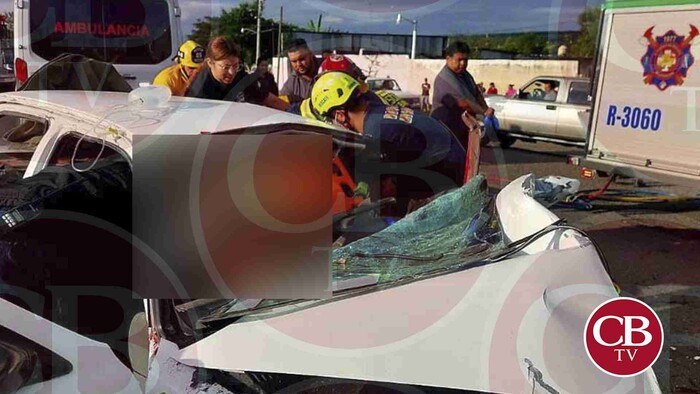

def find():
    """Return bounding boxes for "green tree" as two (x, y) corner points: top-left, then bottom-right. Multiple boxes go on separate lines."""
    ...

(306, 14), (323, 32)
(500, 33), (548, 56)
(189, 16), (215, 47)
(570, 6), (602, 58)
(449, 34), (497, 58)
(188, 1), (298, 66)
(450, 32), (552, 58)
(304, 13), (344, 33)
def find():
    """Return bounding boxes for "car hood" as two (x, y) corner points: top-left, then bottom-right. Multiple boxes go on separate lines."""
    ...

(150, 175), (661, 394)
(484, 95), (508, 112)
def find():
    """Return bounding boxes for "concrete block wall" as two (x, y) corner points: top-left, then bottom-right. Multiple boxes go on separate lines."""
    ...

(273, 56), (580, 98)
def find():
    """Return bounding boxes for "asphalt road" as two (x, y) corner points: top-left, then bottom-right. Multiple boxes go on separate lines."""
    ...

(480, 140), (700, 394)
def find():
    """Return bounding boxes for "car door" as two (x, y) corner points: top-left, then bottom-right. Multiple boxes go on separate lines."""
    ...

(501, 78), (560, 138)
(0, 128), (144, 393)
(556, 80), (591, 142)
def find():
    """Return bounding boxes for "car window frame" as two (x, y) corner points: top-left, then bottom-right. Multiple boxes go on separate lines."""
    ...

(566, 81), (592, 106)
(42, 128), (131, 169)
(520, 79), (560, 102)
(44, 130), (130, 172)
(368, 79), (402, 92)
(0, 110), (51, 153)
(0, 105), (55, 178)
(520, 79), (544, 100)
(385, 79), (402, 91)
(0, 101), (135, 179)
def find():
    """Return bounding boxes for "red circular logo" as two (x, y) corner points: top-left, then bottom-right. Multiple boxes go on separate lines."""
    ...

(584, 297), (663, 377)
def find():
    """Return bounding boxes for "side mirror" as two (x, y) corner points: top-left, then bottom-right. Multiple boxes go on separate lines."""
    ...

(516, 89), (523, 99)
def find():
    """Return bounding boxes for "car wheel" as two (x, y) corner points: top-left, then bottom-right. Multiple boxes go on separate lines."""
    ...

(498, 133), (516, 149)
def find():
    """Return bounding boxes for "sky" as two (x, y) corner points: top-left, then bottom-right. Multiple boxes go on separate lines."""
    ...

(0, 0), (604, 37)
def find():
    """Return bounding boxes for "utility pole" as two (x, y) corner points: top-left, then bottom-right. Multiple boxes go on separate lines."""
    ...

(396, 14), (418, 59)
(411, 21), (417, 60)
(255, 0), (262, 63)
(277, 6), (283, 85)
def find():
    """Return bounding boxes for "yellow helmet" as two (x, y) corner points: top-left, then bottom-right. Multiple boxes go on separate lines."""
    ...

(176, 40), (205, 68)
(300, 98), (322, 121)
(311, 72), (361, 116)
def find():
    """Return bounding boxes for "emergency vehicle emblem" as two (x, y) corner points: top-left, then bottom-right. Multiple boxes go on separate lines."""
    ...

(641, 25), (698, 91)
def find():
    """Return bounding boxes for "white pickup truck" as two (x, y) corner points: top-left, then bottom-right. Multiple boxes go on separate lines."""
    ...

(366, 77), (422, 110)
(485, 76), (592, 148)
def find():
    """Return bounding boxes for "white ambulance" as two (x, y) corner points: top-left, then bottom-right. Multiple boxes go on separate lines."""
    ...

(13, 0), (184, 89)
(577, 0), (700, 188)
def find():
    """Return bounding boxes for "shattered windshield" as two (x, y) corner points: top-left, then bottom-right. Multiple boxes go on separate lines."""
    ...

(173, 175), (507, 329)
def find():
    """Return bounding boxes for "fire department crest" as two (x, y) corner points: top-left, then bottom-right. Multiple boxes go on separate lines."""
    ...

(641, 24), (698, 91)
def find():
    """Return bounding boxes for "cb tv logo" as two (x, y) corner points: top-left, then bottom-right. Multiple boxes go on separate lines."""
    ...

(584, 297), (664, 377)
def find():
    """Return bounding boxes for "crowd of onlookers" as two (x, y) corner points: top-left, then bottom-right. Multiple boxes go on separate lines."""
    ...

(476, 81), (519, 98)
(419, 78), (519, 114)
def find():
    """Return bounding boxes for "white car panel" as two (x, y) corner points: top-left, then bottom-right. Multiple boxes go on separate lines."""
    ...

(0, 298), (142, 394)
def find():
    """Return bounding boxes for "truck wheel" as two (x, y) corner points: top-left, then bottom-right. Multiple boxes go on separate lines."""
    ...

(498, 134), (516, 149)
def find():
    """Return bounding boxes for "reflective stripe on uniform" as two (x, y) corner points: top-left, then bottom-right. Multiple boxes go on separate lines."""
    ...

(376, 90), (408, 107)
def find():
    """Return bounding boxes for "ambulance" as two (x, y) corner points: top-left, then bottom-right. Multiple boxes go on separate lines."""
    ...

(576, 0), (700, 188)
(13, 0), (184, 89)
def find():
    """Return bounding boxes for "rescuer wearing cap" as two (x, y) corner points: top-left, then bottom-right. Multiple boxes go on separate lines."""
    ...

(311, 72), (466, 216)
(153, 40), (206, 96)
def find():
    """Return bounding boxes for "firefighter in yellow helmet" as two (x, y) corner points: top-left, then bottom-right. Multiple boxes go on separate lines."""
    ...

(153, 40), (205, 96)
(311, 72), (466, 216)
(288, 54), (406, 121)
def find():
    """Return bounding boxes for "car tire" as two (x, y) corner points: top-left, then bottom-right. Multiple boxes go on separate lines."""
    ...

(497, 133), (516, 149)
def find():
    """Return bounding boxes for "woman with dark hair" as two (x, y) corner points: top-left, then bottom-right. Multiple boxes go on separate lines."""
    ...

(185, 36), (288, 110)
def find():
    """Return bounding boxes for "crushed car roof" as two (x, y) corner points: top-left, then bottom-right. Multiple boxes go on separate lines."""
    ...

(0, 90), (358, 139)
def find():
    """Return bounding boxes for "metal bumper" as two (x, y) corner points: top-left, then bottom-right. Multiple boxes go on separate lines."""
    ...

(577, 156), (700, 190)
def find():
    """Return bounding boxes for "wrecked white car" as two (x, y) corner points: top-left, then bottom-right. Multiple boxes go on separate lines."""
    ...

(0, 86), (661, 393)
(0, 88), (358, 394)
(146, 173), (662, 393)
